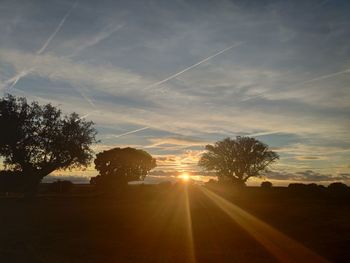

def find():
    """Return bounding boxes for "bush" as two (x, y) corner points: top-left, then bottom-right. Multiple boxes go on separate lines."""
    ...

(90, 175), (127, 192)
(328, 182), (348, 192)
(288, 183), (307, 190)
(49, 180), (73, 193)
(261, 181), (273, 188)
(205, 179), (218, 186)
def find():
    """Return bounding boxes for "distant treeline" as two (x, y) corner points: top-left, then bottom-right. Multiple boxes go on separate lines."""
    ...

(206, 179), (350, 194)
(1, 171), (349, 196)
(0, 95), (348, 197)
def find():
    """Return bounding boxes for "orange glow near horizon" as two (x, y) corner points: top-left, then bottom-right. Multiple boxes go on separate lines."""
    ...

(179, 173), (190, 182)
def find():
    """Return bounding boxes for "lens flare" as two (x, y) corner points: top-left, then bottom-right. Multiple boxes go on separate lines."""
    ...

(179, 173), (190, 182)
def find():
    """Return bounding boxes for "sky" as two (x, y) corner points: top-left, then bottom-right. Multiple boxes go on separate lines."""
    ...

(0, 0), (349, 185)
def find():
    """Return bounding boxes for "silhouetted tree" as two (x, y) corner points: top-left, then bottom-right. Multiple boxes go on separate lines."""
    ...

(328, 182), (348, 192)
(92, 147), (156, 190)
(0, 95), (97, 196)
(261, 181), (273, 188)
(198, 137), (279, 186)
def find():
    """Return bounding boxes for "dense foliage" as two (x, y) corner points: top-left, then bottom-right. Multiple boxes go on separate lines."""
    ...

(199, 137), (279, 185)
(0, 95), (97, 195)
(91, 147), (156, 190)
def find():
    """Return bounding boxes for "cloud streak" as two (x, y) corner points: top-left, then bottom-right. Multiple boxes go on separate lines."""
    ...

(4, 1), (78, 90)
(242, 68), (350, 102)
(293, 68), (350, 87)
(5, 69), (33, 89)
(36, 1), (78, 55)
(115, 127), (149, 138)
(146, 42), (243, 89)
(67, 24), (124, 57)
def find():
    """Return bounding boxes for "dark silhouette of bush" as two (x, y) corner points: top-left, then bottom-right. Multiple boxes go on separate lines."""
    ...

(318, 185), (326, 190)
(90, 175), (100, 186)
(286, 183), (329, 198)
(205, 179), (218, 186)
(261, 181), (273, 188)
(48, 180), (73, 193)
(307, 183), (318, 188)
(288, 183), (307, 190)
(328, 182), (348, 192)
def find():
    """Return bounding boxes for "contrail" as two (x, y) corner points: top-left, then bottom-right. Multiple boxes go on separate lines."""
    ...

(67, 24), (124, 58)
(77, 109), (99, 121)
(115, 127), (149, 138)
(147, 42), (243, 89)
(5, 69), (33, 89)
(291, 68), (350, 87)
(37, 1), (78, 55)
(241, 68), (350, 102)
(247, 131), (281, 137)
(5, 1), (78, 89)
(74, 84), (97, 109)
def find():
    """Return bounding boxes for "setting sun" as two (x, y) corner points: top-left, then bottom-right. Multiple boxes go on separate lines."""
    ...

(179, 173), (190, 182)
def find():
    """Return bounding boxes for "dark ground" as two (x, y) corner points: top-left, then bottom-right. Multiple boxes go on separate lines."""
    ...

(0, 184), (349, 263)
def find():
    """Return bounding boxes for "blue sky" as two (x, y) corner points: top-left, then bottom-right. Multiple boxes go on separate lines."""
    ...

(0, 0), (349, 184)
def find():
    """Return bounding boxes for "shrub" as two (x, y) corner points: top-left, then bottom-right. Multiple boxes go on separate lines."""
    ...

(261, 181), (273, 188)
(205, 179), (218, 186)
(49, 180), (73, 193)
(328, 182), (348, 192)
(288, 183), (307, 190)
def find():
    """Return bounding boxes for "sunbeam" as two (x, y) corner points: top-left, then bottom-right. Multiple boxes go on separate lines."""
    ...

(199, 187), (329, 263)
(184, 184), (196, 263)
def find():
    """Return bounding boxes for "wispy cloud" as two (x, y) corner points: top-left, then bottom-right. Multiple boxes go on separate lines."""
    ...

(3, 1), (78, 90)
(241, 68), (350, 102)
(0, 0), (349, 181)
(115, 127), (149, 138)
(67, 24), (125, 57)
(146, 42), (243, 89)
(5, 68), (33, 89)
(245, 131), (282, 137)
(291, 68), (350, 87)
(145, 137), (208, 150)
(36, 1), (78, 55)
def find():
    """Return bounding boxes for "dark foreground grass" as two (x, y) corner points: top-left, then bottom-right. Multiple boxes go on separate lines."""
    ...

(0, 184), (349, 263)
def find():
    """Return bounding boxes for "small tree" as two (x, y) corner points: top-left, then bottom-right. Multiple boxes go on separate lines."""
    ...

(92, 147), (156, 190)
(199, 137), (279, 186)
(261, 181), (273, 188)
(0, 95), (97, 196)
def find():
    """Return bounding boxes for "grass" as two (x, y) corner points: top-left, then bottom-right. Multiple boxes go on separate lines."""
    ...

(0, 184), (349, 262)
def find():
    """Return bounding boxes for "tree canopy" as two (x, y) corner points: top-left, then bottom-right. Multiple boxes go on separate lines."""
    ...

(0, 95), (97, 193)
(92, 147), (156, 188)
(198, 136), (279, 185)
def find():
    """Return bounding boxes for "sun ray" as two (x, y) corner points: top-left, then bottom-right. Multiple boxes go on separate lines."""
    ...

(199, 187), (328, 263)
(184, 184), (196, 263)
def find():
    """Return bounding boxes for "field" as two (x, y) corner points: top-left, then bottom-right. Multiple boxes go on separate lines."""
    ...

(0, 184), (349, 263)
